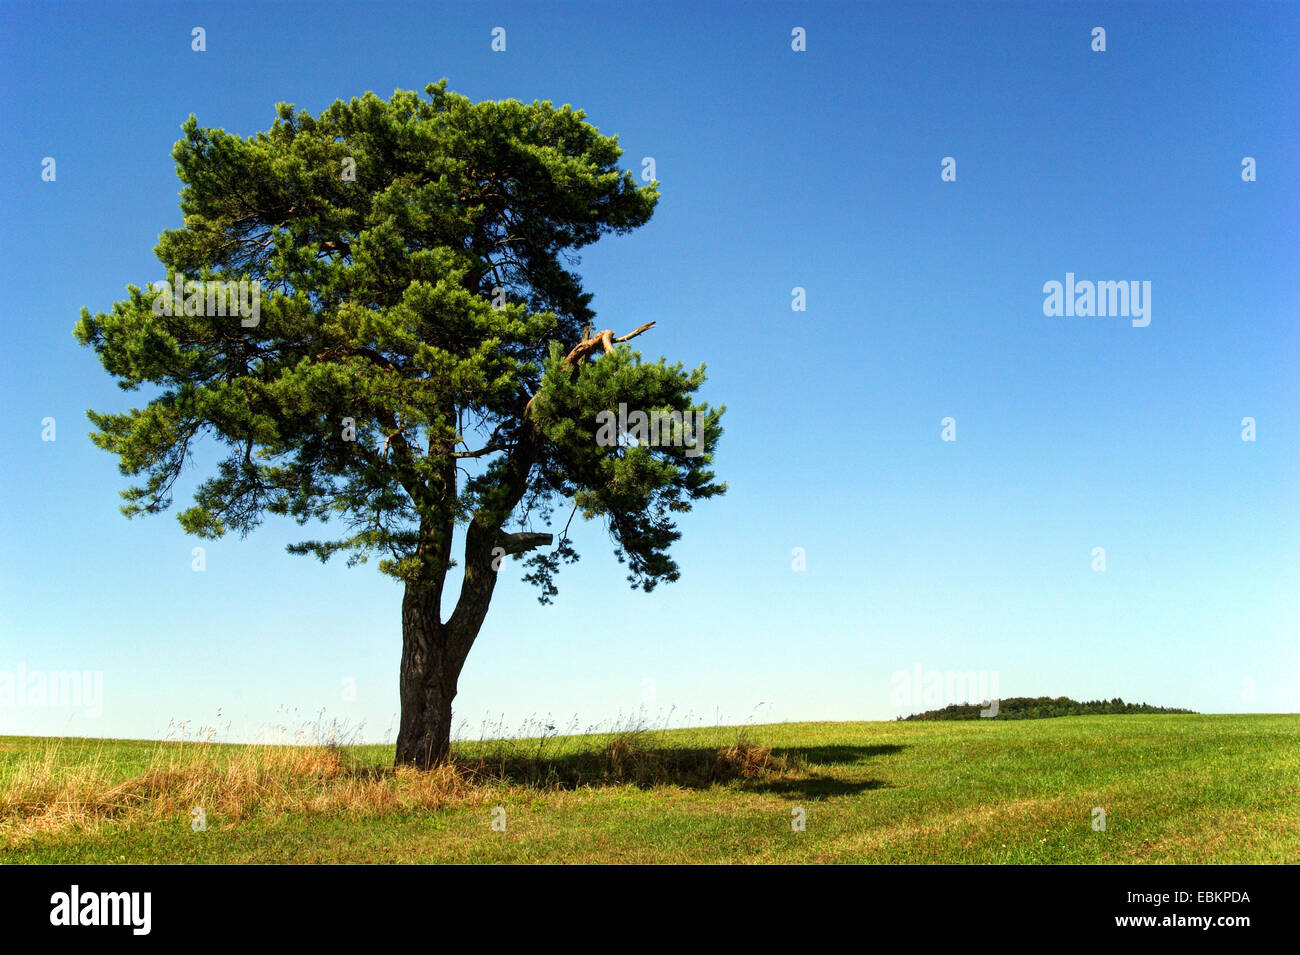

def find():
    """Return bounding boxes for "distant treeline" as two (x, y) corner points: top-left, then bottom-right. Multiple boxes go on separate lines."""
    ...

(900, 696), (1196, 721)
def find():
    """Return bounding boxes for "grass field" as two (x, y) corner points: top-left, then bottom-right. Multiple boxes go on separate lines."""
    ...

(2, 714), (1297, 863)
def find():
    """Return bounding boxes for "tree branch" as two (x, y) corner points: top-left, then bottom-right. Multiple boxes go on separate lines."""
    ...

(498, 531), (553, 554)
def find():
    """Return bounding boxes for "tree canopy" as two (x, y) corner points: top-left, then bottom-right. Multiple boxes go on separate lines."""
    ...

(75, 81), (725, 606)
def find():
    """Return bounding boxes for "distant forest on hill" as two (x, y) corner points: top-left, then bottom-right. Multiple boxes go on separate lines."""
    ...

(900, 697), (1197, 721)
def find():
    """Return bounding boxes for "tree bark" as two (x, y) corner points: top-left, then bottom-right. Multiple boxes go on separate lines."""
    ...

(393, 528), (534, 767)
(395, 584), (461, 768)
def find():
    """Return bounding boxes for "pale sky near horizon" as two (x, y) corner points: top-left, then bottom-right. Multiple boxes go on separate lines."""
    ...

(1, 0), (1297, 743)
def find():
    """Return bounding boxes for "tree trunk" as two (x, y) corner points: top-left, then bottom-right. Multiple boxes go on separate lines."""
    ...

(395, 584), (461, 768)
(394, 427), (541, 768)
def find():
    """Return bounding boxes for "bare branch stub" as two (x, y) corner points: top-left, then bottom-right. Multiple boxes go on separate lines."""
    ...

(499, 531), (553, 554)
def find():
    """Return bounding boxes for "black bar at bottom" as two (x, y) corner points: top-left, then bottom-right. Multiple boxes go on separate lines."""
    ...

(0, 863), (1281, 941)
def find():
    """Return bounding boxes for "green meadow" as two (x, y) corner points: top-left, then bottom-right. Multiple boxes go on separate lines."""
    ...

(2, 714), (1296, 863)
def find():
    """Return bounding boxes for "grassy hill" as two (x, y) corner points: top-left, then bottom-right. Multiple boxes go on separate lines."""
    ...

(3, 714), (1297, 863)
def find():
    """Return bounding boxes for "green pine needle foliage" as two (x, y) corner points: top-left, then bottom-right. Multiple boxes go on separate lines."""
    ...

(74, 81), (725, 600)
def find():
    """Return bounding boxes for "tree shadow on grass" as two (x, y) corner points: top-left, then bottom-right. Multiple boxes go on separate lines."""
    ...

(738, 743), (906, 798)
(347, 739), (909, 795)
(770, 743), (907, 766)
(740, 776), (888, 798)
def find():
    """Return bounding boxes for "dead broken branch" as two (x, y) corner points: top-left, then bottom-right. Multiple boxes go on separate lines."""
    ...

(523, 321), (656, 419)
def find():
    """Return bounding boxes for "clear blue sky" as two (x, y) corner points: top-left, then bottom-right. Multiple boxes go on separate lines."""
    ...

(2, 0), (1297, 743)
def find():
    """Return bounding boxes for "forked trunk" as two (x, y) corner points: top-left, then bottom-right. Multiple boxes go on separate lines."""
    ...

(395, 585), (461, 768)
(394, 439), (538, 768)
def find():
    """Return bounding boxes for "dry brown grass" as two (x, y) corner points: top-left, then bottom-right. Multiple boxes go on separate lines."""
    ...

(1, 741), (475, 847)
(0, 732), (790, 847)
(716, 740), (785, 778)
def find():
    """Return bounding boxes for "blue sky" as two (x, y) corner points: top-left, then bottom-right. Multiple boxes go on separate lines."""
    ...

(1, 0), (1297, 743)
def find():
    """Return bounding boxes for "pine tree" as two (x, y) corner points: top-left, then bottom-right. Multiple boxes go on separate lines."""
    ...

(75, 82), (726, 767)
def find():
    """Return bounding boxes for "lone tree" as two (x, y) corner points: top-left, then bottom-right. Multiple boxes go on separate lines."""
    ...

(75, 82), (725, 767)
